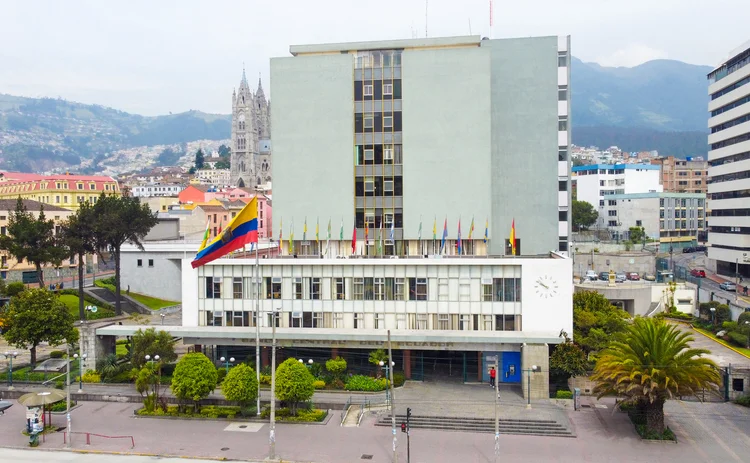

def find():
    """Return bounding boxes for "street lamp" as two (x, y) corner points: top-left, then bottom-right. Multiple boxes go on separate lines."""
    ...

(709, 307), (716, 327)
(160, 313), (166, 325)
(744, 321), (750, 349)
(220, 356), (235, 374)
(2, 352), (18, 390)
(72, 353), (87, 392)
(298, 358), (313, 368)
(269, 307), (281, 461)
(523, 365), (540, 408)
(379, 360), (395, 407)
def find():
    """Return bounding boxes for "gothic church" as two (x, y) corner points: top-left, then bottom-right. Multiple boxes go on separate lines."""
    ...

(231, 69), (271, 189)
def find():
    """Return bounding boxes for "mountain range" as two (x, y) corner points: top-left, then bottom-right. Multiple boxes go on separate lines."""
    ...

(0, 56), (714, 173)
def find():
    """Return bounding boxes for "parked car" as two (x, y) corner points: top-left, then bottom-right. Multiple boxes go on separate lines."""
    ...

(643, 274), (656, 281)
(585, 270), (597, 281)
(720, 281), (736, 292)
(695, 245), (707, 252)
(627, 272), (640, 281)
(599, 272), (610, 281)
(615, 272), (627, 283)
(690, 269), (706, 278)
(682, 247), (695, 253)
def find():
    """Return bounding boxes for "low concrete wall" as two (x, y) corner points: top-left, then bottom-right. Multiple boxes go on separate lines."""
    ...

(568, 376), (597, 396)
(571, 251), (656, 277)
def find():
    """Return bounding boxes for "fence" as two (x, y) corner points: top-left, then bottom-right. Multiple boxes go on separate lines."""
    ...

(63, 432), (135, 448)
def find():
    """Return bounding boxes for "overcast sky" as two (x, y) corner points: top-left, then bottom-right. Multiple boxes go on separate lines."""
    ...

(1, 0), (748, 116)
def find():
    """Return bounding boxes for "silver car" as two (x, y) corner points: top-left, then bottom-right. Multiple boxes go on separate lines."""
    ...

(615, 272), (627, 283)
(720, 281), (736, 292)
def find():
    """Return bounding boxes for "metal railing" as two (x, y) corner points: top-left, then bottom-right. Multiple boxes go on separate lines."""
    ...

(340, 396), (352, 425)
(63, 432), (135, 448)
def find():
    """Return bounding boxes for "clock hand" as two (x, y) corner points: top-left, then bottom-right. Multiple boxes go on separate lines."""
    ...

(539, 282), (548, 289)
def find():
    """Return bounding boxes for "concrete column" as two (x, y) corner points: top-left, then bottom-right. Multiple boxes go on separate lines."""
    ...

(261, 346), (270, 368)
(403, 350), (412, 379)
(79, 321), (115, 370)
(194, 345), (202, 354)
(521, 343), (550, 401)
(331, 348), (339, 359)
(477, 351), (483, 382)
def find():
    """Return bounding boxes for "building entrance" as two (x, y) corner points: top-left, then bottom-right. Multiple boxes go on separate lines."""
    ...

(416, 350), (480, 383)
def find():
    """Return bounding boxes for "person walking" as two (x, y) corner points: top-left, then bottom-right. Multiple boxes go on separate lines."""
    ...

(489, 366), (496, 388)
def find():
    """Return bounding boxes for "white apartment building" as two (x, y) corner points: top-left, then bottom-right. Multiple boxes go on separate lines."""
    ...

(130, 183), (185, 198)
(572, 164), (662, 229)
(707, 41), (750, 278)
(194, 168), (231, 186)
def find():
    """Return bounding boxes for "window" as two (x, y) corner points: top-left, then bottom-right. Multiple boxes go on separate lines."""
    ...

(233, 277), (243, 299)
(294, 278), (303, 299)
(437, 314), (450, 330)
(599, 200), (605, 207)
(374, 278), (385, 300)
(409, 278), (427, 301)
(459, 279), (470, 301)
(384, 180), (394, 193)
(77, 183), (83, 190)
(416, 314), (428, 330)
(383, 116), (393, 128)
(364, 149), (374, 161)
(608, 200), (617, 206)
(558, 120), (567, 131)
(383, 83), (393, 95)
(375, 313), (385, 329)
(1, 256), (6, 267)
(55, 196), (60, 204)
(266, 277), (281, 299)
(396, 314), (406, 329)
(438, 278), (449, 301)
(334, 278), (345, 300)
(558, 181), (567, 191)
(353, 278), (364, 300)
(206, 277), (221, 299)
(395, 278), (405, 300)
(608, 210), (617, 217)
(90, 183), (96, 190)
(732, 378), (744, 392)
(334, 313), (344, 328)
(137, 259), (143, 267)
(364, 116), (374, 129)
(558, 55), (567, 67)
(364, 179), (375, 193)
(363, 85), (373, 96)
(460, 314), (470, 330)
(483, 315), (493, 331)
(354, 313), (364, 329)
(558, 148), (567, 161)
(148, 259), (154, 267)
(559, 210), (568, 221)
(383, 145), (394, 162)
(290, 312), (302, 328)
(558, 88), (567, 101)
(313, 312), (323, 328)
(636, 220), (642, 227)
(608, 220), (617, 227)
(311, 278), (321, 300)
(496, 315), (516, 331)
(64, 196), (68, 203)
(482, 282), (493, 301)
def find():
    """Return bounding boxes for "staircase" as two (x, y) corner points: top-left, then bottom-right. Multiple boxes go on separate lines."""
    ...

(341, 405), (362, 427)
(85, 288), (141, 314)
(375, 414), (574, 437)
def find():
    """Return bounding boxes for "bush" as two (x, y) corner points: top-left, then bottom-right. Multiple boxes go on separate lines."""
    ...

(392, 372), (405, 387)
(274, 358), (315, 415)
(54, 380), (64, 390)
(222, 363), (258, 406)
(216, 367), (227, 384)
(260, 407), (326, 422)
(259, 374), (272, 385)
(313, 380), (326, 389)
(171, 353), (218, 411)
(738, 312), (750, 325)
(49, 350), (64, 359)
(6, 282), (26, 297)
(655, 311), (693, 321)
(555, 390), (573, 399)
(735, 395), (750, 407)
(325, 357), (347, 378)
(81, 370), (101, 383)
(726, 331), (749, 348)
(345, 375), (387, 392)
(699, 302), (731, 324)
(330, 378), (345, 390)
(50, 401), (76, 412)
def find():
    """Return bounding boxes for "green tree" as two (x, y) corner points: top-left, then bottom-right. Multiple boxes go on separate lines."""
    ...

(222, 363), (259, 409)
(92, 194), (158, 314)
(550, 332), (588, 378)
(5, 282), (26, 297)
(129, 327), (177, 370)
(573, 291), (629, 356)
(572, 200), (598, 232)
(215, 158), (231, 169)
(194, 148), (206, 170)
(0, 198), (68, 288)
(217, 144), (231, 157)
(628, 226), (646, 244)
(60, 200), (98, 320)
(368, 349), (388, 367)
(592, 318), (721, 434)
(1, 288), (78, 365)
(188, 166), (196, 175)
(171, 353), (218, 412)
(274, 357), (315, 415)
(325, 357), (347, 380)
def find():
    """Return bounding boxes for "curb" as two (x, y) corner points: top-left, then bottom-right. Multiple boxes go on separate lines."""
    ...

(690, 327), (750, 360)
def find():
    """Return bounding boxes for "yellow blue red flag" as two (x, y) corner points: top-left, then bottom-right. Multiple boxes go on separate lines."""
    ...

(191, 198), (259, 268)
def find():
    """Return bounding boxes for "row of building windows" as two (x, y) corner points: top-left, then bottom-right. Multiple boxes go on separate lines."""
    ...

(709, 149), (750, 167)
(711, 93), (750, 117)
(354, 80), (402, 100)
(710, 131), (750, 151)
(354, 144), (402, 165)
(710, 74), (750, 100)
(204, 276), (523, 302)
(710, 112), (750, 134)
(711, 208), (750, 217)
(708, 169), (750, 184)
(355, 177), (403, 196)
(354, 112), (403, 133)
(355, 50), (402, 69)
(710, 189), (750, 201)
(709, 226), (750, 234)
(659, 198), (705, 207)
(660, 220), (704, 230)
(660, 209), (704, 219)
(203, 310), (521, 332)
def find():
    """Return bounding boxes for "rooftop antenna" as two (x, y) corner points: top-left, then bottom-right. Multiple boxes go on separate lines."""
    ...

(425, 0), (428, 38)
(489, 0), (494, 39)
(468, 18), (472, 35)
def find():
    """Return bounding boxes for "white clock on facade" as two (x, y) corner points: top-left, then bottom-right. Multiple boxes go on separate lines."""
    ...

(535, 275), (559, 299)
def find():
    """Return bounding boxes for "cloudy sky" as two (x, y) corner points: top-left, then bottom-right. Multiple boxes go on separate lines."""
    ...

(1, 0), (747, 116)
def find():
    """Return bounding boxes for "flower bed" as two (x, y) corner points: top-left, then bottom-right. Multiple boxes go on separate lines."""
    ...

(260, 407), (327, 422)
(136, 405), (247, 419)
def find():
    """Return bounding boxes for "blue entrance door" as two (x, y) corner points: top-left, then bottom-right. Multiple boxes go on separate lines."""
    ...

(500, 352), (521, 383)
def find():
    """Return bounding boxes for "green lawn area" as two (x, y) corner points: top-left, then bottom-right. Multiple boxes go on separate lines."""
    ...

(115, 343), (127, 356)
(127, 292), (178, 311)
(693, 327), (750, 358)
(58, 294), (115, 320)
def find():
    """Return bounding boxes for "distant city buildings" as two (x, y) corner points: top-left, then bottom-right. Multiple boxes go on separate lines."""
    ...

(230, 70), (271, 189)
(707, 40), (750, 279)
(193, 168), (231, 186)
(0, 171), (119, 210)
(130, 183), (185, 198)
(651, 156), (707, 193)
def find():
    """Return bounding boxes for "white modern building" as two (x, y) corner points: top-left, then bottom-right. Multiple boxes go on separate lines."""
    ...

(603, 192), (706, 251)
(572, 164), (663, 229)
(707, 40), (750, 279)
(130, 183), (185, 198)
(194, 168), (231, 186)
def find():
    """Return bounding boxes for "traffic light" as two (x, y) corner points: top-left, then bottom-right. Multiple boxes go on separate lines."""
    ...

(401, 422), (406, 433)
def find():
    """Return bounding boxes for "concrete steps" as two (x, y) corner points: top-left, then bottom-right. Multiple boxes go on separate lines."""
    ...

(375, 414), (574, 437)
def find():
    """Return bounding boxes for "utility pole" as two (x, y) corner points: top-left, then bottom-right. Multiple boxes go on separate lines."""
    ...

(65, 342), (71, 448)
(255, 241), (261, 416)
(388, 330), (398, 463)
(268, 309), (278, 461)
(494, 358), (500, 461)
(406, 407), (411, 463)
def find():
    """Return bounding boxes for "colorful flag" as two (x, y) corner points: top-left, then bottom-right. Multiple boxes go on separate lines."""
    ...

(315, 217), (319, 243)
(351, 225), (357, 254)
(191, 198), (259, 268)
(365, 221), (369, 244)
(326, 217), (331, 256)
(484, 218), (489, 244)
(278, 217), (283, 252)
(440, 217), (448, 253)
(418, 216), (423, 241)
(432, 216), (437, 240)
(198, 219), (210, 251)
(377, 221), (383, 255)
(339, 218), (344, 240)
(457, 218), (462, 255)
(218, 219), (223, 236)
(468, 216), (475, 240)
(510, 218), (517, 256)
(390, 215), (395, 242)
(303, 217), (307, 241)
(288, 221), (294, 254)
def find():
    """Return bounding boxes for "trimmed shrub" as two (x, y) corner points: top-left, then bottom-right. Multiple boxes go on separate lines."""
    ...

(274, 358), (315, 415)
(325, 357), (347, 379)
(216, 367), (227, 384)
(171, 353), (218, 412)
(259, 374), (271, 385)
(6, 282), (26, 297)
(313, 380), (326, 389)
(221, 363), (258, 407)
(555, 390), (573, 399)
(738, 311), (750, 325)
(81, 370), (101, 383)
(735, 395), (750, 407)
(727, 331), (749, 348)
(392, 372), (405, 387)
(345, 375), (387, 392)
(49, 350), (64, 359)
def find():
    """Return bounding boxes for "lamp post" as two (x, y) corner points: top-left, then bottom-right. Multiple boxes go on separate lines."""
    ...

(744, 321), (749, 349)
(523, 365), (539, 408)
(269, 307), (280, 461)
(3, 352), (18, 390)
(72, 353), (87, 392)
(710, 307), (716, 327)
(160, 313), (166, 325)
(220, 356), (235, 374)
(298, 358), (313, 369)
(736, 258), (741, 302)
(379, 360), (395, 407)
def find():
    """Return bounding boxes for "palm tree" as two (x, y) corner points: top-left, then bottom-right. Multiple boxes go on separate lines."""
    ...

(592, 318), (721, 434)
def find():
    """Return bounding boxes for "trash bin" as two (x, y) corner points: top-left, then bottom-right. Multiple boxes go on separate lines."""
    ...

(29, 432), (39, 447)
(574, 388), (581, 411)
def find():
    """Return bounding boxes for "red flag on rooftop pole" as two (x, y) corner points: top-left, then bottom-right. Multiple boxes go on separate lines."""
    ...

(351, 225), (357, 255)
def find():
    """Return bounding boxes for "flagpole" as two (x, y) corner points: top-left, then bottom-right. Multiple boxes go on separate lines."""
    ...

(254, 218), (261, 416)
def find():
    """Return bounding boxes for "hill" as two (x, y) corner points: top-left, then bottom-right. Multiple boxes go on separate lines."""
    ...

(570, 58), (711, 157)
(0, 94), (231, 172)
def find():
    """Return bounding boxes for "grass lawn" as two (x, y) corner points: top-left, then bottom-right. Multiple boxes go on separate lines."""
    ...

(115, 343), (128, 356)
(693, 327), (750, 358)
(11, 357), (80, 383)
(58, 294), (115, 320)
(127, 292), (178, 310)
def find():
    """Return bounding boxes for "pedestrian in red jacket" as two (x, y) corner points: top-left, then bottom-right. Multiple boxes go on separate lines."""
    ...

(489, 366), (496, 387)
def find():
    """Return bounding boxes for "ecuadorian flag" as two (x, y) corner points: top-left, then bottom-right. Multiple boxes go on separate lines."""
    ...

(191, 197), (259, 268)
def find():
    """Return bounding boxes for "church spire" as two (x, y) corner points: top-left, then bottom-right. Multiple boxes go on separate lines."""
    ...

(256, 73), (265, 99)
(241, 63), (248, 87)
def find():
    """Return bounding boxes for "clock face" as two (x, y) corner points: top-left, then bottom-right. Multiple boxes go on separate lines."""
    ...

(535, 275), (559, 299)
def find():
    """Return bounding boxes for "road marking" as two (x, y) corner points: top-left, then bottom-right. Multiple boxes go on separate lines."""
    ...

(669, 418), (711, 462)
(678, 401), (743, 462)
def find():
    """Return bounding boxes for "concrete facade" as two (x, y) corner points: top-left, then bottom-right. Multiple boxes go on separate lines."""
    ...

(707, 41), (750, 279)
(652, 156), (708, 193)
(131, 183), (184, 198)
(270, 35), (570, 257)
